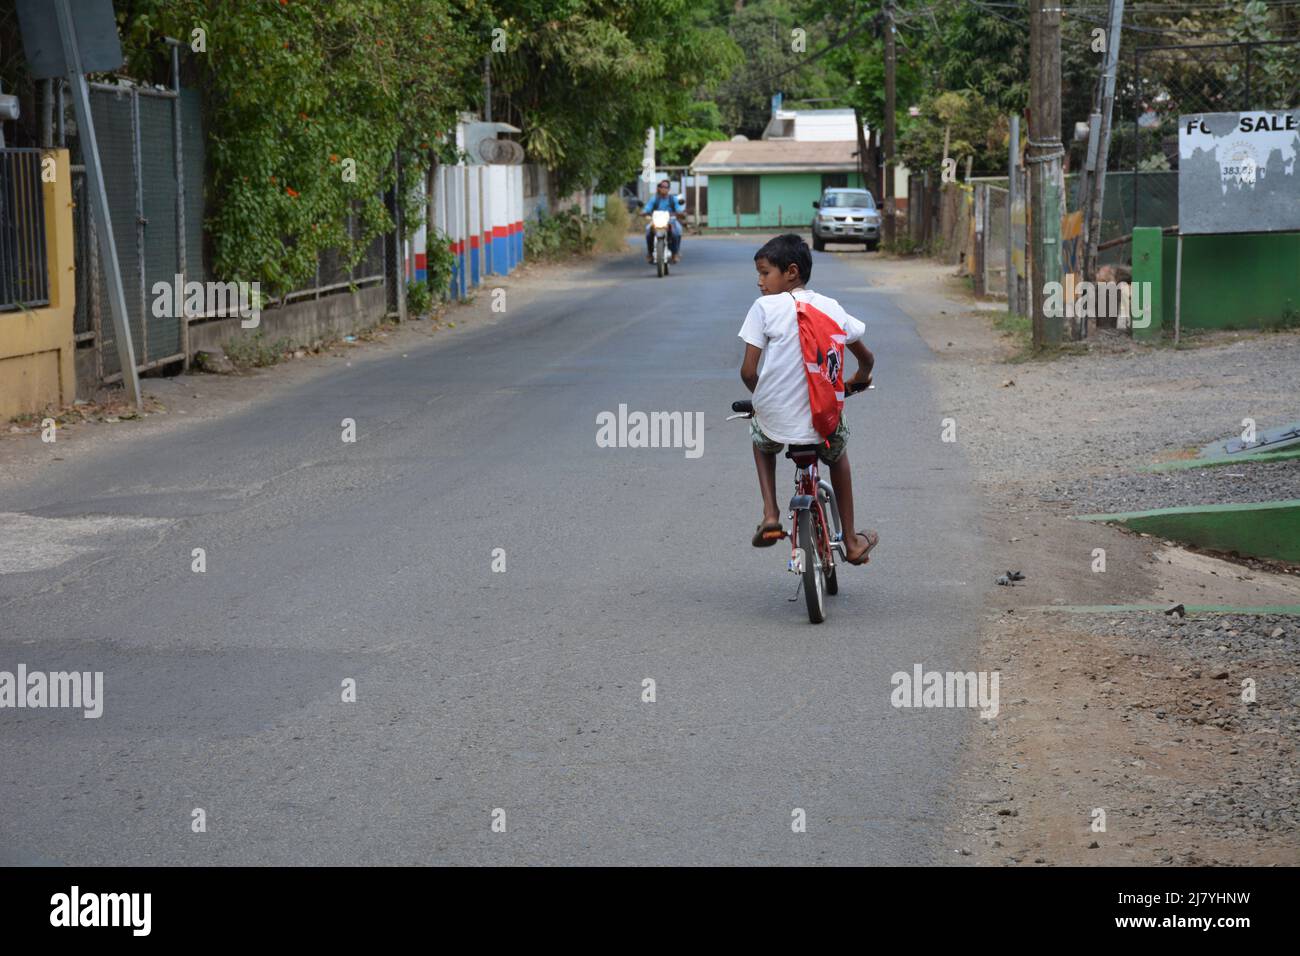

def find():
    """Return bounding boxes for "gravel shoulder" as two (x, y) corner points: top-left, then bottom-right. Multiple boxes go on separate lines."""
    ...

(1051, 458), (1300, 514)
(858, 252), (1300, 866)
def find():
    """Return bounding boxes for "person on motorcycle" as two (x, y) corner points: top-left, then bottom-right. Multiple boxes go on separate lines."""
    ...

(643, 179), (686, 264)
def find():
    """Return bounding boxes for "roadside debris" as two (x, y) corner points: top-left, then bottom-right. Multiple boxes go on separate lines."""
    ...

(193, 348), (237, 374)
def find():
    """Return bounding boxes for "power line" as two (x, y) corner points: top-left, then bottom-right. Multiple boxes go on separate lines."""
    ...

(756, 16), (876, 87)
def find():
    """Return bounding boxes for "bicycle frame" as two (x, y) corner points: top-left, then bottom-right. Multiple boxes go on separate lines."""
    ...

(787, 456), (843, 576)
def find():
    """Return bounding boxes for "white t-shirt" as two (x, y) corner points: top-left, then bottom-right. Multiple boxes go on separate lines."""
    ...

(738, 289), (866, 444)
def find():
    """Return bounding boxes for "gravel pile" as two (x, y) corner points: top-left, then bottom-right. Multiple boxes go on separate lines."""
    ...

(1075, 611), (1298, 648)
(927, 331), (1300, 490)
(1043, 458), (1300, 513)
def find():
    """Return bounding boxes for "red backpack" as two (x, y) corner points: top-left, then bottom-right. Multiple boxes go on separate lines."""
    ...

(792, 296), (847, 439)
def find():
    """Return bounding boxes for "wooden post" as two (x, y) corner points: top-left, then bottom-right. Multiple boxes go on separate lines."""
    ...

(1084, 0), (1126, 284)
(882, 0), (896, 246)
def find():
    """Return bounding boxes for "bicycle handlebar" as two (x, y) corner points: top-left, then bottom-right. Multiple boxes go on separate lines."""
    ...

(729, 385), (872, 420)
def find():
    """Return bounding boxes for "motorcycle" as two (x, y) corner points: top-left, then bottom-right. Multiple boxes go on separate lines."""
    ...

(648, 209), (673, 278)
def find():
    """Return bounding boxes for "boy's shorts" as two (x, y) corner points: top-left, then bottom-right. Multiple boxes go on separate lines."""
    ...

(751, 415), (849, 464)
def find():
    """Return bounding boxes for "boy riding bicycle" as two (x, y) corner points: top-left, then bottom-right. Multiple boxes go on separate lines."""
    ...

(738, 234), (878, 565)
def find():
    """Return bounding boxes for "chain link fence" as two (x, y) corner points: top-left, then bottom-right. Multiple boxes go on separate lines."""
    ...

(284, 203), (385, 305)
(68, 82), (200, 381)
(66, 78), (386, 386)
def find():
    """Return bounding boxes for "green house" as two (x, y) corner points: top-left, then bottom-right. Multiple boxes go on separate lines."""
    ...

(691, 139), (867, 230)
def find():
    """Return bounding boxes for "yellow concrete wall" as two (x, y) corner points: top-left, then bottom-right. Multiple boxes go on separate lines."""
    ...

(0, 149), (76, 421)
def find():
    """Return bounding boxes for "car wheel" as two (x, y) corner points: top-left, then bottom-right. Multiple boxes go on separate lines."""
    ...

(813, 236), (825, 252)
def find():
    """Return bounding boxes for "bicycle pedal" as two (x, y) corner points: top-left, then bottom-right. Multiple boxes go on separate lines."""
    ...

(788, 548), (806, 575)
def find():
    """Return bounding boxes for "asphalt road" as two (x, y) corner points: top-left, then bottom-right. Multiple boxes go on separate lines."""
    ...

(0, 236), (983, 865)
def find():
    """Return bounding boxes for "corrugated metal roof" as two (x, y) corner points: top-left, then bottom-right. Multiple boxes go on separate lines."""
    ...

(690, 139), (860, 173)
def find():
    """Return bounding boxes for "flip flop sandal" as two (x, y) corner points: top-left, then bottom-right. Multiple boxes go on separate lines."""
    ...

(844, 529), (879, 565)
(752, 522), (786, 547)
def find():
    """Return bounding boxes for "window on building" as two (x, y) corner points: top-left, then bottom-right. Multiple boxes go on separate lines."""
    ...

(821, 173), (848, 190)
(733, 175), (760, 215)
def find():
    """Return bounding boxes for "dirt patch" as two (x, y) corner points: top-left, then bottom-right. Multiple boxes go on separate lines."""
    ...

(869, 255), (1300, 866)
(954, 608), (1298, 866)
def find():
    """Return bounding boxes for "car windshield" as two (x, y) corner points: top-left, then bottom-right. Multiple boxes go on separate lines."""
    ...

(822, 191), (874, 209)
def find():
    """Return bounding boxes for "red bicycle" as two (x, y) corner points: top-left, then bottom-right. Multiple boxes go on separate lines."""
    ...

(729, 385), (871, 624)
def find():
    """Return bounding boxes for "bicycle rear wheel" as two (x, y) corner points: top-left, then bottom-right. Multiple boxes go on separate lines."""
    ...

(797, 509), (827, 624)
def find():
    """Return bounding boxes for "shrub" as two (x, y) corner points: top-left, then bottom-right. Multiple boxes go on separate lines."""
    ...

(423, 229), (457, 298)
(592, 195), (631, 253)
(524, 205), (595, 260)
(406, 280), (432, 317)
(223, 332), (293, 369)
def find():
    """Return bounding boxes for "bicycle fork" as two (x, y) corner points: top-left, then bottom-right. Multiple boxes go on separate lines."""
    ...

(818, 478), (845, 559)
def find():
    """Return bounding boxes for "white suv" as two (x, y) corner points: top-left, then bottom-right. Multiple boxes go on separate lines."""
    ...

(811, 188), (881, 252)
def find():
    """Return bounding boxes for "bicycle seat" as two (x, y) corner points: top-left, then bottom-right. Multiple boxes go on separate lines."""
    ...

(786, 444), (822, 465)
(731, 400), (754, 414)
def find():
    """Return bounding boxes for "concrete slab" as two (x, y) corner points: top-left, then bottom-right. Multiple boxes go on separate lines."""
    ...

(1077, 499), (1300, 563)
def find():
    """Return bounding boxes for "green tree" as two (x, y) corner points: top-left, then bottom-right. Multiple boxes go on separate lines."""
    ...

(710, 0), (846, 138)
(486, 1), (740, 194)
(659, 100), (728, 166)
(113, 0), (481, 293)
(897, 89), (1005, 175)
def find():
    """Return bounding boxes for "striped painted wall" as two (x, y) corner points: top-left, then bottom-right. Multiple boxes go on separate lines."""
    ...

(406, 163), (526, 300)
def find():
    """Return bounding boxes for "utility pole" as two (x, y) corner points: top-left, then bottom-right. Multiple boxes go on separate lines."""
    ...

(882, 0), (896, 246)
(1083, 0), (1125, 286)
(1028, 0), (1064, 348)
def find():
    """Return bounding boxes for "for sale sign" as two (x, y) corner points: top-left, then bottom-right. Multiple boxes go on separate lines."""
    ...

(1178, 109), (1300, 235)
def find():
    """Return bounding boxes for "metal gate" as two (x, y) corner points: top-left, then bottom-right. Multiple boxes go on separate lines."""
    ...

(68, 82), (205, 384)
(0, 148), (49, 312)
